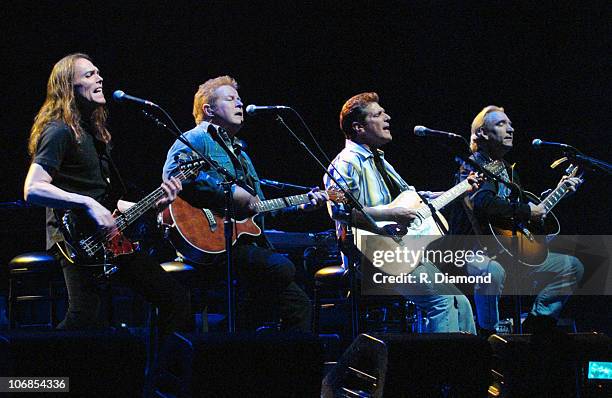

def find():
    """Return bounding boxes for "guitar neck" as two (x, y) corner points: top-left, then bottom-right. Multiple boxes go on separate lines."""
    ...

(252, 193), (314, 214)
(115, 168), (193, 231)
(416, 179), (471, 219)
(540, 182), (571, 215)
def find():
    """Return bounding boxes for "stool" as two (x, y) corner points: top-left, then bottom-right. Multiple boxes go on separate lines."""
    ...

(8, 252), (63, 329)
(144, 260), (196, 394)
(312, 265), (348, 335)
(147, 261), (195, 349)
(313, 265), (426, 335)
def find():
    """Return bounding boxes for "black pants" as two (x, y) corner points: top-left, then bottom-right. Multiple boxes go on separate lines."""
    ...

(58, 252), (190, 338)
(208, 243), (311, 332)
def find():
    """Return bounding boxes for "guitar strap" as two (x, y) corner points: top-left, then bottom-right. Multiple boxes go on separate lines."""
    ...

(106, 151), (128, 204)
(96, 140), (127, 207)
(234, 149), (258, 194)
(210, 126), (257, 194)
(372, 150), (401, 200)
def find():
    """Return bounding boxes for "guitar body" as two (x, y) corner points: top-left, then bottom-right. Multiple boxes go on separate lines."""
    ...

(486, 191), (560, 266)
(372, 190), (449, 235)
(55, 209), (136, 263)
(353, 190), (449, 275)
(161, 196), (262, 264)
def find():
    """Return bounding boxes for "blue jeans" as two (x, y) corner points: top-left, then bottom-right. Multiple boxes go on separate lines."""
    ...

(467, 252), (584, 330)
(406, 262), (476, 334)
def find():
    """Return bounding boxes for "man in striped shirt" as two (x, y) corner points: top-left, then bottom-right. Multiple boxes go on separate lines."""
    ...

(324, 92), (476, 333)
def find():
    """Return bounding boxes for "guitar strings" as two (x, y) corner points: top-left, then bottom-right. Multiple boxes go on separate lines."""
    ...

(79, 166), (195, 255)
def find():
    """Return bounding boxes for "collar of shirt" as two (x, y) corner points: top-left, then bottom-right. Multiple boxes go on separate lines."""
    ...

(473, 150), (513, 198)
(344, 139), (386, 161)
(197, 121), (238, 152)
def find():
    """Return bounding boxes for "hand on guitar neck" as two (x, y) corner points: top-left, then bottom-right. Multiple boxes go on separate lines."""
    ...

(529, 175), (582, 222)
(296, 187), (329, 212)
(557, 175), (583, 194)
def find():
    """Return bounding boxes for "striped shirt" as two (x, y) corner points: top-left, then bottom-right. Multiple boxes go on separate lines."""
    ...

(323, 140), (415, 237)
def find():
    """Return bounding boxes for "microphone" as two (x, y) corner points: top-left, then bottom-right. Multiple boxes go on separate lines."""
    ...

(531, 138), (574, 150)
(245, 104), (290, 115)
(112, 90), (158, 107)
(414, 125), (463, 139)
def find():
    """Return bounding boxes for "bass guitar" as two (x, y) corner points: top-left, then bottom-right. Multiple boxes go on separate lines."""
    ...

(55, 159), (208, 263)
(160, 189), (346, 264)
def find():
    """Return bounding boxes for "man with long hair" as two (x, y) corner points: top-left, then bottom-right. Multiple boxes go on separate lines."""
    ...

(163, 75), (327, 332)
(24, 53), (190, 336)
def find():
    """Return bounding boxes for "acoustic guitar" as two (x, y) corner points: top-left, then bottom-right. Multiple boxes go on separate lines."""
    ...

(160, 189), (346, 264)
(353, 163), (500, 274)
(485, 164), (580, 266)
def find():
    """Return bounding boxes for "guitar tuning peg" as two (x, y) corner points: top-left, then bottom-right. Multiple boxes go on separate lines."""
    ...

(565, 163), (579, 176)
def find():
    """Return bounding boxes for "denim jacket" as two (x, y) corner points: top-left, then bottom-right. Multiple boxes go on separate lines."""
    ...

(162, 122), (269, 226)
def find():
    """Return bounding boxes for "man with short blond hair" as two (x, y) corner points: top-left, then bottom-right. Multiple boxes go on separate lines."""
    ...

(164, 76), (327, 332)
(192, 75), (238, 125)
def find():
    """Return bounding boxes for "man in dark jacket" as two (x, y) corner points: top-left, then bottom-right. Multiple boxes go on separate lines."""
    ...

(450, 105), (584, 335)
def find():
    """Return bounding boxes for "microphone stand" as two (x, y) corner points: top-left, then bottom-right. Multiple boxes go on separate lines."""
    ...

(274, 114), (385, 339)
(142, 110), (254, 333)
(260, 179), (311, 191)
(560, 149), (612, 176)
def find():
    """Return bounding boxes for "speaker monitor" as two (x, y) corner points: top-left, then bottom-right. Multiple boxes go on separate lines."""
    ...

(323, 333), (491, 398)
(156, 331), (324, 397)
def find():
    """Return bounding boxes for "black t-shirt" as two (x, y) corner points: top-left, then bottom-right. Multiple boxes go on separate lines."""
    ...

(33, 120), (113, 249)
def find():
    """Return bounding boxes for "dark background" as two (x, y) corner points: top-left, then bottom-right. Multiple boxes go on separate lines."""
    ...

(1, 1), (610, 328)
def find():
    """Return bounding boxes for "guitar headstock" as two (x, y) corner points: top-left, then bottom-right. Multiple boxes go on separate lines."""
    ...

(177, 154), (208, 177)
(483, 160), (506, 177)
(565, 163), (580, 178)
(551, 157), (583, 180)
(327, 188), (348, 204)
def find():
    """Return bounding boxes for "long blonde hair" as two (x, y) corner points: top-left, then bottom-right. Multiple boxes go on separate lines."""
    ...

(28, 53), (110, 156)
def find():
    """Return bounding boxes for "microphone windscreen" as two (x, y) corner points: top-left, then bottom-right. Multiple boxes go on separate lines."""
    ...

(413, 125), (427, 136)
(245, 104), (256, 115)
(112, 90), (125, 101)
